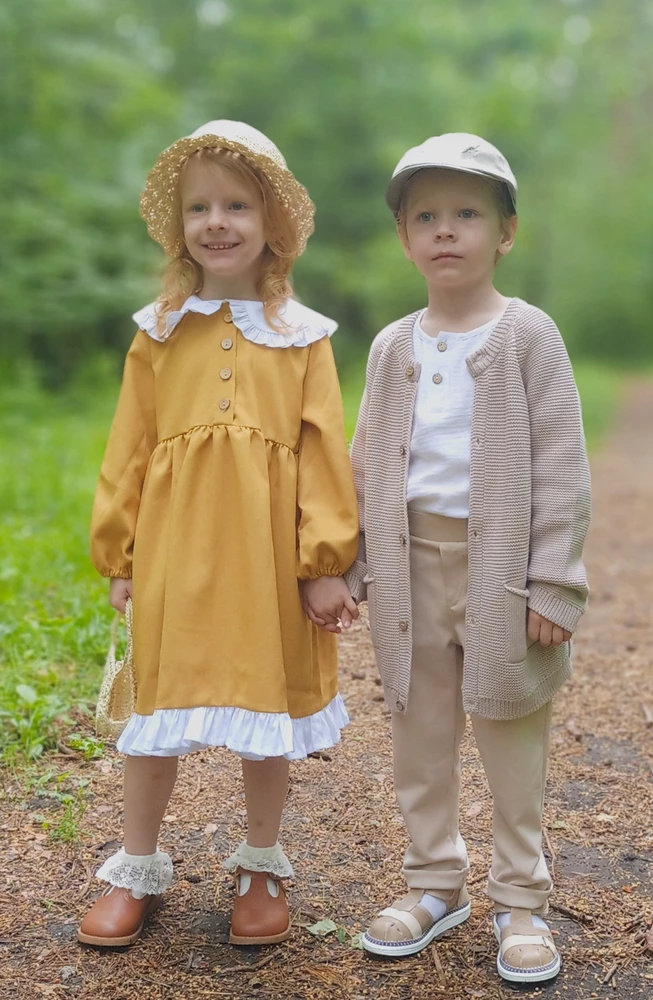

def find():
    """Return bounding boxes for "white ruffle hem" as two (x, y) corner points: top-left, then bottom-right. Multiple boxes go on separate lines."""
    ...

(116, 693), (350, 760)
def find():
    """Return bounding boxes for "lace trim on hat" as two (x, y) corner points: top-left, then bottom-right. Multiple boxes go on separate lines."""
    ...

(96, 848), (174, 896)
(223, 841), (294, 879)
(133, 295), (337, 348)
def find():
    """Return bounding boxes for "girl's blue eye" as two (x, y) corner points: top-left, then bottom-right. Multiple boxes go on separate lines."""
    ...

(460, 209), (476, 219)
(190, 204), (206, 213)
(418, 212), (433, 222)
(230, 202), (246, 211)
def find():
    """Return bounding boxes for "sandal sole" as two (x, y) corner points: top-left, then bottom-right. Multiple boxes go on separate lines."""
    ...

(230, 922), (292, 946)
(493, 917), (561, 983)
(362, 900), (471, 957)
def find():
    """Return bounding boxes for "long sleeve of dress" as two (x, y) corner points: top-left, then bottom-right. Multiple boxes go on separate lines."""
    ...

(523, 313), (591, 632)
(90, 331), (158, 578)
(296, 335), (359, 580)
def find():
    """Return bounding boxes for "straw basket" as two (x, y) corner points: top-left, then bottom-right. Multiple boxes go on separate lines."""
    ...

(95, 598), (136, 739)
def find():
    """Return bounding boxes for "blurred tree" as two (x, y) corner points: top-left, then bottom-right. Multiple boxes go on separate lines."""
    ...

(0, 0), (651, 382)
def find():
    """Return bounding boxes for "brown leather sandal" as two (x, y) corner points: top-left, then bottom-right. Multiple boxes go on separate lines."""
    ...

(229, 867), (291, 945)
(78, 886), (159, 947)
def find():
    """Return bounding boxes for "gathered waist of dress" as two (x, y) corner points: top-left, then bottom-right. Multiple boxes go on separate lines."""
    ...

(156, 422), (299, 454)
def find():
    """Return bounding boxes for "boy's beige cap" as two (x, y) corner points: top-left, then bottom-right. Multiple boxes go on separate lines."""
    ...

(140, 120), (315, 255)
(386, 132), (517, 215)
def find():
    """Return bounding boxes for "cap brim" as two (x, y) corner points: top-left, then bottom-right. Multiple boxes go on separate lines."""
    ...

(386, 162), (517, 215)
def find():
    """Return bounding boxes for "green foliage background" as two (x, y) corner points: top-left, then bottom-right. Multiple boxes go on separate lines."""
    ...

(1, 0), (650, 760)
(2, 0), (652, 383)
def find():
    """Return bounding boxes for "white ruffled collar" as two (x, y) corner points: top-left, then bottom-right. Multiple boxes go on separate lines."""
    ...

(133, 294), (337, 349)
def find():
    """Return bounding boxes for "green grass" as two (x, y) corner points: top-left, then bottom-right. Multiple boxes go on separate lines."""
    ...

(0, 360), (628, 764)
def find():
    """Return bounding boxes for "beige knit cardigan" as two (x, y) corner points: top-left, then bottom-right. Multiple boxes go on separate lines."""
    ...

(345, 298), (591, 721)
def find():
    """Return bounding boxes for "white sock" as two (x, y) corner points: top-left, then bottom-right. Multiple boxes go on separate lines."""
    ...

(420, 892), (448, 922)
(97, 847), (174, 899)
(496, 911), (548, 931)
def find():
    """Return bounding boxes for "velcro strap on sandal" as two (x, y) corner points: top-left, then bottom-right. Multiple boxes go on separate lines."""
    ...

(378, 907), (424, 940)
(501, 933), (555, 955)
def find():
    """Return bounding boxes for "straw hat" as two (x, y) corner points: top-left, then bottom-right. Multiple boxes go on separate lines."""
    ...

(140, 120), (315, 255)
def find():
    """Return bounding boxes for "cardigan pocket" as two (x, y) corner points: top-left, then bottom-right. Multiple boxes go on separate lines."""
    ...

(504, 584), (530, 664)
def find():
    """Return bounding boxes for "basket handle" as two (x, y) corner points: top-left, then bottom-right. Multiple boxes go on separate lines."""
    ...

(108, 597), (134, 661)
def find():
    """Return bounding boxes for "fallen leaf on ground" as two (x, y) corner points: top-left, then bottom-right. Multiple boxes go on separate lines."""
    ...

(306, 918), (338, 937)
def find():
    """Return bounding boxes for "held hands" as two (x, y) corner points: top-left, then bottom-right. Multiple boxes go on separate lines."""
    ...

(109, 577), (133, 614)
(301, 576), (359, 634)
(527, 609), (572, 647)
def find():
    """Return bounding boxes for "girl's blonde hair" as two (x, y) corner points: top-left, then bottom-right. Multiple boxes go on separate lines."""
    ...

(154, 147), (300, 335)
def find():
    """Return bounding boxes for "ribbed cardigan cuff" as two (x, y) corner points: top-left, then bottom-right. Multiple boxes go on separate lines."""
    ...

(344, 561), (368, 605)
(527, 583), (585, 633)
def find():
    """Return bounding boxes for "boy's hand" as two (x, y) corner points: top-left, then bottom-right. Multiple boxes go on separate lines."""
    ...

(527, 609), (572, 647)
(301, 577), (360, 634)
(110, 577), (133, 614)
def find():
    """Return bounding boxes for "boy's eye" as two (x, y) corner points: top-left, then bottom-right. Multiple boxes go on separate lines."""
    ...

(417, 212), (433, 222)
(189, 204), (206, 213)
(460, 209), (477, 219)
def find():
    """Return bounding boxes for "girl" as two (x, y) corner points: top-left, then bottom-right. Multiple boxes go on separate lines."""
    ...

(316, 133), (591, 984)
(79, 120), (359, 948)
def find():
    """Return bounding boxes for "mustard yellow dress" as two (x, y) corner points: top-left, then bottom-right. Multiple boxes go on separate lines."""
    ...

(91, 296), (359, 759)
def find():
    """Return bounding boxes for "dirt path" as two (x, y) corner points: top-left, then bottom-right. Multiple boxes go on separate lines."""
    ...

(1, 383), (652, 1000)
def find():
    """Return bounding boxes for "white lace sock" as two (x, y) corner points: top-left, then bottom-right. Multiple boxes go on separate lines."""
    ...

(495, 911), (549, 932)
(223, 841), (294, 879)
(96, 848), (174, 899)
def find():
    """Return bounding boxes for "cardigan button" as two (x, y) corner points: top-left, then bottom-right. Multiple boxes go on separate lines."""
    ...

(221, 338), (233, 350)
(406, 365), (415, 378)
(399, 444), (407, 457)
(399, 620), (409, 632)
(399, 533), (407, 546)
(219, 398), (231, 411)
(396, 700), (405, 712)
(224, 312), (234, 323)
(220, 367), (232, 381)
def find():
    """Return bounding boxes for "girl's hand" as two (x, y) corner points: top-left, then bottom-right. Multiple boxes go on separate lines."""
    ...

(527, 609), (572, 647)
(301, 577), (359, 634)
(109, 577), (133, 614)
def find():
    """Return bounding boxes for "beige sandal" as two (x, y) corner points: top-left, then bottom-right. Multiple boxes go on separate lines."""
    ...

(494, 907), (560, 983)
(362, 886), (471, 957)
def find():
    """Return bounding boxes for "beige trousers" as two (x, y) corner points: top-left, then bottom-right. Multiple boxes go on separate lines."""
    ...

(391, 509), (552, 913)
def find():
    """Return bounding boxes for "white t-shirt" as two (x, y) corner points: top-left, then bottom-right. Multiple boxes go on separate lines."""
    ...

(406, 310), (501, 518)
